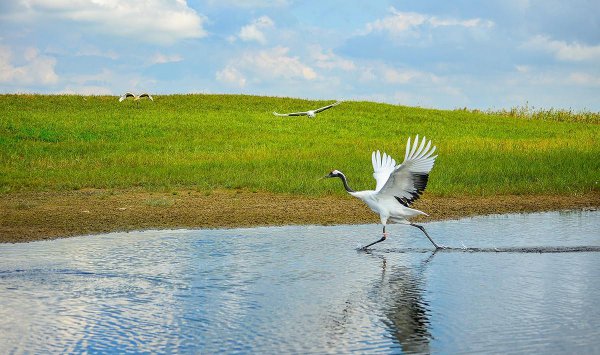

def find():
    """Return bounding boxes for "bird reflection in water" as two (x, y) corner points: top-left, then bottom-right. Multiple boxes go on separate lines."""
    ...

(375, 252), (435, 354)
(325, 251), (436, 353)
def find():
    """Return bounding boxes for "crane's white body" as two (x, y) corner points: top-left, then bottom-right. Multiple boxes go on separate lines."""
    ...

(349, 190), (426, 226)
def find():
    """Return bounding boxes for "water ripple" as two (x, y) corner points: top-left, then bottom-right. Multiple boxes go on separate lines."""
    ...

(0, 210), (599, 354)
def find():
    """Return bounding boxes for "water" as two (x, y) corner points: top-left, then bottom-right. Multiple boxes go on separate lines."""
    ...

(1, 210), (599, 354)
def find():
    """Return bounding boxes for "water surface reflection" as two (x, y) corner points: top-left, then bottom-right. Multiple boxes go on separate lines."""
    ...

(0, 211), (598, 353)
(372, 253), (434, 353)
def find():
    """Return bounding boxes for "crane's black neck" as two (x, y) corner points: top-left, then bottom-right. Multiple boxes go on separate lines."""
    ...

(337, 173), (355, 193)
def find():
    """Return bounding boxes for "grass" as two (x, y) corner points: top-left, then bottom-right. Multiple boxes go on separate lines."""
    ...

(1, 94), (598, 197)
(457, 103), (600, 124)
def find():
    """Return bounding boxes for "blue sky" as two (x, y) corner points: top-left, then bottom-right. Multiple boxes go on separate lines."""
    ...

(1, 0), (599, 110)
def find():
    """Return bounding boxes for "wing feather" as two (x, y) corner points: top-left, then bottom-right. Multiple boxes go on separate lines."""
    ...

(404, 136), (412, 161)
(314, 101), (341, 113)
(413, 136), (427, 158)
(408, 134), (419, 159)
(372, 150), (397, 192)
(377, 135), (438, 206)
(273, 111), (307, 116)
(119, 92), (134, 102)
(423, 145), (436, 159)
(416, 140), (431, 159)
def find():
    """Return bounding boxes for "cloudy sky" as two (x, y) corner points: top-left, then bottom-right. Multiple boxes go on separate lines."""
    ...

(1, 0), (599, 110)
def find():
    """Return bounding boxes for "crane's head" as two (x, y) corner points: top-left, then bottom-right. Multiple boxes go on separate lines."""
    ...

(323, 169), (343, 179)
(307, 111), (316, 118)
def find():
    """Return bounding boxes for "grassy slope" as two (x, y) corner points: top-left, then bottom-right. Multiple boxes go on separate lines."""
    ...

(1, 94), (598, 197)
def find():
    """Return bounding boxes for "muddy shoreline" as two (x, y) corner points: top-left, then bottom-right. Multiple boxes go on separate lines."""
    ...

(1, 189), (598, 243)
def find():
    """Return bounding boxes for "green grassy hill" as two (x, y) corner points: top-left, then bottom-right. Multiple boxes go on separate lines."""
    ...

(1, 94), (598, 196)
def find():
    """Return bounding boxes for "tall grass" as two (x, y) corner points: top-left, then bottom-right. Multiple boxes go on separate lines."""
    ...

(456, 103), (600, 124)
(1, 94), (598, 197)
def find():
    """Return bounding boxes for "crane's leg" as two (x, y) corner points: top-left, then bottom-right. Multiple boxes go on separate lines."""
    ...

(361, 226), (387, 250)
(410, 223), (441, 249)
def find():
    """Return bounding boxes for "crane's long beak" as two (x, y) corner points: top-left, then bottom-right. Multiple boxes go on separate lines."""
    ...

(318, 174), (330, 181)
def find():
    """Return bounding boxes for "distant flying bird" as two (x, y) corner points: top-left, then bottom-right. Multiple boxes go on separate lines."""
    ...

(323, 135), (441, 250)
(273, 101), (341, 118)
(119, 92), (153, 102)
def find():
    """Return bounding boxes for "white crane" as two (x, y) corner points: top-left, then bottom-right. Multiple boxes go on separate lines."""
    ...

(119, 92), (153, 103)
(323, 135), (441, 250)
(273, 101), (341, 118)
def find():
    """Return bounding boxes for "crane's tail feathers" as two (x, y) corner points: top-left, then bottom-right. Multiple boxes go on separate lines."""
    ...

(390, 208), (428, 221)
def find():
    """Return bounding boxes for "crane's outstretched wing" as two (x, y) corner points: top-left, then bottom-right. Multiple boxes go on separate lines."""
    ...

(273, 111), (308, 117)
(139, 93), (153, 101)
(119, 92), (135, 102)
(372, 150), (397, 192)
(377, 135), (437, 207)
(314, 101), (341, 113)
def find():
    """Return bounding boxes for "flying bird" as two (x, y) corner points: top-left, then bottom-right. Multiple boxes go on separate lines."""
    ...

(323, 135), (441, 250)
(273, 101), (341, 118)
(119, 92), (153, 102)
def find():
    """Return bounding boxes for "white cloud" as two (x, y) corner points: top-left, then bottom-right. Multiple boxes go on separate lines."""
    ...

(238, 16), (274, 44)
(364, 7), (494, 35)
(75, 45), (119, 60)
(0, 46), (58, 85)
(149, 53), (183, 65)
(216, 65), (247, 87)
(15, 0), (207, 44)
(428, 17), (493, 28)
(507, 66), (600, 88)
(205, 0), (289, 8)
(250, 46), (317, 80)
(69, 68), (113, 85)
(359, 66), (377, 82)
(381, 67), (422, 84)
(365, 10), (426, 34)
(358, 62), (440, 85)
(23, 47), (38, 61)
(310, 45), (356, 71)
(218, 46), (317, 86)
(567, 72), (600, 86)
(524, 35), (600, 61)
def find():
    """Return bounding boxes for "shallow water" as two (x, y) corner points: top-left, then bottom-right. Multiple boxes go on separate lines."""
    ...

(1, 211), (599, 354)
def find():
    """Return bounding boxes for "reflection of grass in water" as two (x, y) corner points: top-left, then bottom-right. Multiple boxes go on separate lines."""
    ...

(145, 198), (174, 207)
(1, 94), (598, 197)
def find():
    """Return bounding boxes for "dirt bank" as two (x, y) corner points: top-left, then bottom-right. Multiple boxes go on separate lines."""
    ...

(1, 189), (598, 243)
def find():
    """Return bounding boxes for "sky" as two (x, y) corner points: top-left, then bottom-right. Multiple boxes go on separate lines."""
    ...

(1, 0), (599, 110)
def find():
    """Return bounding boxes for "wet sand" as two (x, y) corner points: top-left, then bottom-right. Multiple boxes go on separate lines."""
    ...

(1, 189), (598, 243)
